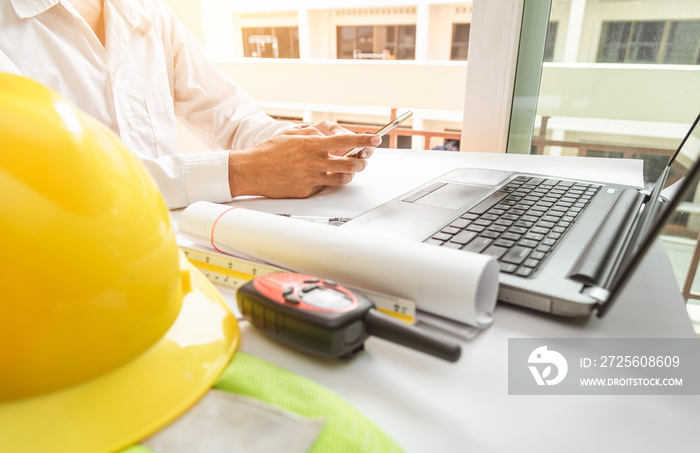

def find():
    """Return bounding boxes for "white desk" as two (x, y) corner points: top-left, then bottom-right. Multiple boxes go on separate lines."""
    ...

(196, 150), (700, 453)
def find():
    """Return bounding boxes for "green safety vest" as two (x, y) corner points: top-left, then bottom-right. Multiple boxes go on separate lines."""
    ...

(122, 352), (404, 453)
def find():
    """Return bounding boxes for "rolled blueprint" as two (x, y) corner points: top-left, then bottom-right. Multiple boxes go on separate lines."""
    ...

(178, 201), (499, 328)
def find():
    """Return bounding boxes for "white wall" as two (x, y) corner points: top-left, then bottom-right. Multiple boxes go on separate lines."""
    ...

(216, 59), (467, 111)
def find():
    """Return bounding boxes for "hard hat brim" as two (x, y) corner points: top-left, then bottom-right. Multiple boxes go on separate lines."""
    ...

(0, 252), (239, 453)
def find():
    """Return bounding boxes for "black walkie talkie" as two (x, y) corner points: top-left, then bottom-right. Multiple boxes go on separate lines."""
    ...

(237, 273), (461, 362)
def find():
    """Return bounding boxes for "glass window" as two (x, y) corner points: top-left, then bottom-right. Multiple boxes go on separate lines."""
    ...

(502, 0), (700, 323)
(629, 21), (664, 63)
(242, 27), (299, 58)
(597, 20), (700, 65)
(397, 25), (417, 60)
(451, 23), (471, 60)
(337, 26), (356, 59)
(336, 25), (416, 60)
(508, 0), (700, 173)
(597, 21), (633, 63)
(543, 22), (557, 62)
(356, 26), (374, 55)
(664, 21), (700, 64)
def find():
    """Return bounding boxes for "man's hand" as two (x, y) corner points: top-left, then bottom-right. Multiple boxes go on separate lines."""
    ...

(227, 127), (381, 199)
(284, 120), (375, 159)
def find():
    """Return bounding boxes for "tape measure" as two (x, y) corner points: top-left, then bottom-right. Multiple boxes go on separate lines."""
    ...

(180, 245), (416, 324)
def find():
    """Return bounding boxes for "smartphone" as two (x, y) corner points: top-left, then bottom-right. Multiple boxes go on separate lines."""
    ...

(343, 110), (413, 157)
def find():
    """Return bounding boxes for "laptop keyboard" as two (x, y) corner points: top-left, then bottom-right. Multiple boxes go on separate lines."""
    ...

(423, 176), (601, 277)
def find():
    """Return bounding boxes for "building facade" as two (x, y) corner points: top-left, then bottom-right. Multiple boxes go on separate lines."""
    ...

(166, 0), (700, 154)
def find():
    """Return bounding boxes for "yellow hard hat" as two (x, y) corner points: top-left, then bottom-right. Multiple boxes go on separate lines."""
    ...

(0, 73), (239, 452)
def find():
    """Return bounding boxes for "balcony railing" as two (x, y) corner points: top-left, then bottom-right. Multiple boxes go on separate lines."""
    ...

(342, 112), (681, 159)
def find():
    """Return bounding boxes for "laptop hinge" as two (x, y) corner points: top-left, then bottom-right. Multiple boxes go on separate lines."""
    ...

(568, 188), (645, 287)
(581, 286), (610, 304)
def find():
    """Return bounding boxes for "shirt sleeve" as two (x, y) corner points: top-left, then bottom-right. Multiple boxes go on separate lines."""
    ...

(138, 151), (233, 210)
(141, 3), (294, 209)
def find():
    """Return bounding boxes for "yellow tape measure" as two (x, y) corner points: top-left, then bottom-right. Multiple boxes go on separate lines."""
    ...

(180, 245), (416, 324)
(181, 246), (280, 290)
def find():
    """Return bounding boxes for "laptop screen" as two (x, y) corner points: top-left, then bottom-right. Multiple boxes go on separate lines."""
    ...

(599, 114), (700, 316)
(661, 118), (700, 204)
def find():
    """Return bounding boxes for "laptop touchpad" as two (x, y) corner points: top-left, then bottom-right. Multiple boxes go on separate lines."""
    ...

(410, 183), (491, 210)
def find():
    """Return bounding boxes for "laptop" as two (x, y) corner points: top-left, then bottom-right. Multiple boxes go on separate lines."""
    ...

(340, 114), (700, 318)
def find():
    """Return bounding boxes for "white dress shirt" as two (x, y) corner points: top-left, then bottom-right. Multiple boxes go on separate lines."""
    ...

(0, 0), (292, 208)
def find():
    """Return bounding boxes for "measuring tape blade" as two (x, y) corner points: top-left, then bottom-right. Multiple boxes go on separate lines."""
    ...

(180, 245), (416, 324)
(181, 245), (283, 279)
(346, 287), (416, 325)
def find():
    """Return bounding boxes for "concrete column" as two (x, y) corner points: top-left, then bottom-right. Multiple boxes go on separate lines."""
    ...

(298, 9), (312, 60)
(299, 9), (332, 59)
(230, 18), (244, 58)
(415, 4), (432, 61)
(563, 0), (586, 63)
(302, 110), (315, 124)
(412, 116), (426, 150)
(548, 129), (565, 156)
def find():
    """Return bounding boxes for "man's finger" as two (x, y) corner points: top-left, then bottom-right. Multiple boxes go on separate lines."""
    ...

(283, 126), (322, 136)
(308, 133), (381, 152)
(323, 171), (355, 187)
(311, 120), (353, 136)
(325, 155), (368, 174)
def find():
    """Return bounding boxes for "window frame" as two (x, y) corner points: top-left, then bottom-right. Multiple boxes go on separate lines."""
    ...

(460, 0), (526, 153)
